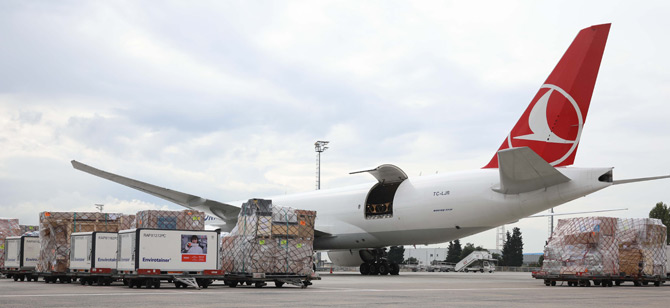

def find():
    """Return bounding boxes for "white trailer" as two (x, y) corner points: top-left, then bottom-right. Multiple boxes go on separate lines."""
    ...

(69, 232), (118, 286)
(3, 235), (39, 281)
(117, 228), (221, 289)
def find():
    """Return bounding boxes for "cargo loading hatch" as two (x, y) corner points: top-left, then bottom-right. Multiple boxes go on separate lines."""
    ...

(350, 164), (408, 220)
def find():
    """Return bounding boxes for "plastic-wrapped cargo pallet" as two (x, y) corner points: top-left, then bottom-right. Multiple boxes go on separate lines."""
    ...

(541, 217), (667, 277)
(618, 218), (667, 276)
(135, 210), (205, 230)
(542, 217), (619, 275)
(221, 199), (316, 275)
(1, 218), (22, 270)
(19, 225), (39, 235)
(36, 212), (124, 273)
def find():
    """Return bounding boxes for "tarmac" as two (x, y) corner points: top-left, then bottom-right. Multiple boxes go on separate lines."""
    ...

(0, 271), (668, 307)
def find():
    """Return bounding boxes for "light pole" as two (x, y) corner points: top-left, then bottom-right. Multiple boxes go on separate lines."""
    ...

(314, 141), (329, 190)
(95, 204), (104, 212)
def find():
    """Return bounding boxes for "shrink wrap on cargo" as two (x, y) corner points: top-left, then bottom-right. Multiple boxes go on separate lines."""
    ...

(0, 218), (21, 269)
(220, 199), (316, 275)
(135, 210), (205, 230)
(541, 217), (667, 277)
(19, 225), (39, 235)
(36, 212), (123, 273)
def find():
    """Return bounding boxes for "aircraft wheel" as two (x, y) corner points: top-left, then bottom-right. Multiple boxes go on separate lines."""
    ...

(378, 263), (389, 275)
(368, 263), (379, 275)
(359, 263), (370, 275)
(390, 263), (400, 275)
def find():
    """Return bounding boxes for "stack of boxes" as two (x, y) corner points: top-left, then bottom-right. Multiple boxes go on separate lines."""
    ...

(618, 218), (667, 276)
(541, 216), (667, 277)
(0, 218), (21, 269)
(221, 199), (316, 275)
(135, 210), (205, 230)
(36, 212), (123, 273)
(19, 225), (39, 235)
(118, 214), (136, 230)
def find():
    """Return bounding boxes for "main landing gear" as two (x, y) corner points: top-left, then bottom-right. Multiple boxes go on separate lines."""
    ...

(358, 248), (400, 275)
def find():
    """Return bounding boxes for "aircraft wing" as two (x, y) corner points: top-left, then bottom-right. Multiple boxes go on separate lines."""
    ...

(492, 147), (571, 194)
(71, 161), (240, 228)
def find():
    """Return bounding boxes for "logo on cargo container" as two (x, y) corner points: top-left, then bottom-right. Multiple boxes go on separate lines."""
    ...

(142, 257), (171, 262)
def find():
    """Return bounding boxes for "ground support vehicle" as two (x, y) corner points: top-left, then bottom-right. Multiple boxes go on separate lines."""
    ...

(532, 271), (666, 287)
(222, 272), (320, 288)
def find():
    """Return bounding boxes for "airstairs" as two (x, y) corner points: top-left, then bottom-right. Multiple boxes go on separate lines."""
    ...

(454, 251), (493, 272)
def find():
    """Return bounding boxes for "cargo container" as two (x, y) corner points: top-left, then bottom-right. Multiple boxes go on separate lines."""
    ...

(3, 235), (39, 281)
(116, 228), (221, 289)
(69, 232), (118, 286)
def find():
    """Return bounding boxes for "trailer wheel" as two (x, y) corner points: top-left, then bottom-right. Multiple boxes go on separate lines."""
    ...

(153, 280), (161, 289)
(144, 279), (153, 289)
(615, 280), (621, 286)
(128, 280), (134, 288)
(227, 281), (237, 288)
(123, 279), (129, 286)
(13, 276), (18, 282)
(275, 281), (284, 288)
(254, 282), (265, 288)
(245, 281), (253, 286)
(633, 281), (641, 287)
(97, 277), (104, 286)
(87, 279), (93, 286)
(551, 281), (556, 286)
(642, 281), (648, 286)
(654, 281), (660, 287)
(80, 279), (86, 285)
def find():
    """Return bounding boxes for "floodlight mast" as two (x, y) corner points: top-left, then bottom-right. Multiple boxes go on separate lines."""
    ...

(95, 203), (104, 212)
(315, 141), (329, 190)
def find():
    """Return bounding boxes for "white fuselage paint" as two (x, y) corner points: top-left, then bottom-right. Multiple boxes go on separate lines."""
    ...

(204, 167), (613, 251)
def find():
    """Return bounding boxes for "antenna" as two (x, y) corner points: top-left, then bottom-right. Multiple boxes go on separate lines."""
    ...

(314, 141), (329, 190)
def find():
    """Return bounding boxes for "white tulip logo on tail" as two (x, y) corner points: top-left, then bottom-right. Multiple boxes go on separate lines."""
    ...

(507, 84), (583, 166)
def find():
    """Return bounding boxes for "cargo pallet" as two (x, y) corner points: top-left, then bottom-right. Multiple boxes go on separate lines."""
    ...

(116, 269), (224, 289)
(532, 271), (666, 287)
(222, 272), (320, 288)
(2, 269), (38, 281)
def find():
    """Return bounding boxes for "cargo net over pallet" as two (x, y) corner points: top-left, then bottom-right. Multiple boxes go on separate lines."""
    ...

(135, 210), (205, 230)
(36, 212), (128, 273)
(221, 199), (316, 276)
(1, 218), (21, 269)
(541, 217), (667, 277)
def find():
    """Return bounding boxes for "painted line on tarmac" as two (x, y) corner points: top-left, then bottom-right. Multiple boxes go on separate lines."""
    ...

(0, 287), (548, 298)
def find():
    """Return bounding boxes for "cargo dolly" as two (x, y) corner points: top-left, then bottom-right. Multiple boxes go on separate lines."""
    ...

(532, 271), (666, 287)
(116, 269), (224, 289)
(222, 272), (320, 288)
(3, 268), (38, 282)
(38, 271), (73, 283)
(69, 268), (116, 286)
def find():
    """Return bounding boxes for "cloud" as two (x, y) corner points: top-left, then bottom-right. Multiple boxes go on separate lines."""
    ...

(1, 1), (670, 253)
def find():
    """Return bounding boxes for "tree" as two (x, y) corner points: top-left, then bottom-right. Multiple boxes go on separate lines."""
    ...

(538, 255), (544, 267)
(460, 242), (475, 260)
(649, 201), (670, 244)
(502, 227), (524, 266)
(446, 240), (462, 263)
(405, 257), (418, 265)
(387, 246), (405, 264)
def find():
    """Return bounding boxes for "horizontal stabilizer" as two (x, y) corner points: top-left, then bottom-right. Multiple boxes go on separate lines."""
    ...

(493, 147), (571, 194)
(71, 160), (240, 228)
(613, 175), (670, 185)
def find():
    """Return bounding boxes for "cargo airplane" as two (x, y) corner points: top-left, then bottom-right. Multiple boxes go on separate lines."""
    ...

(72, 23), (669, 275)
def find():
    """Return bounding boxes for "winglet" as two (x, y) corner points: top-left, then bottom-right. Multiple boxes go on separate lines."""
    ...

(493, 147), (571, 194)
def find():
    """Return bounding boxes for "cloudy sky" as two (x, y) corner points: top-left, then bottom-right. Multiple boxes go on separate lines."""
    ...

(1, 1), (669, 253)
